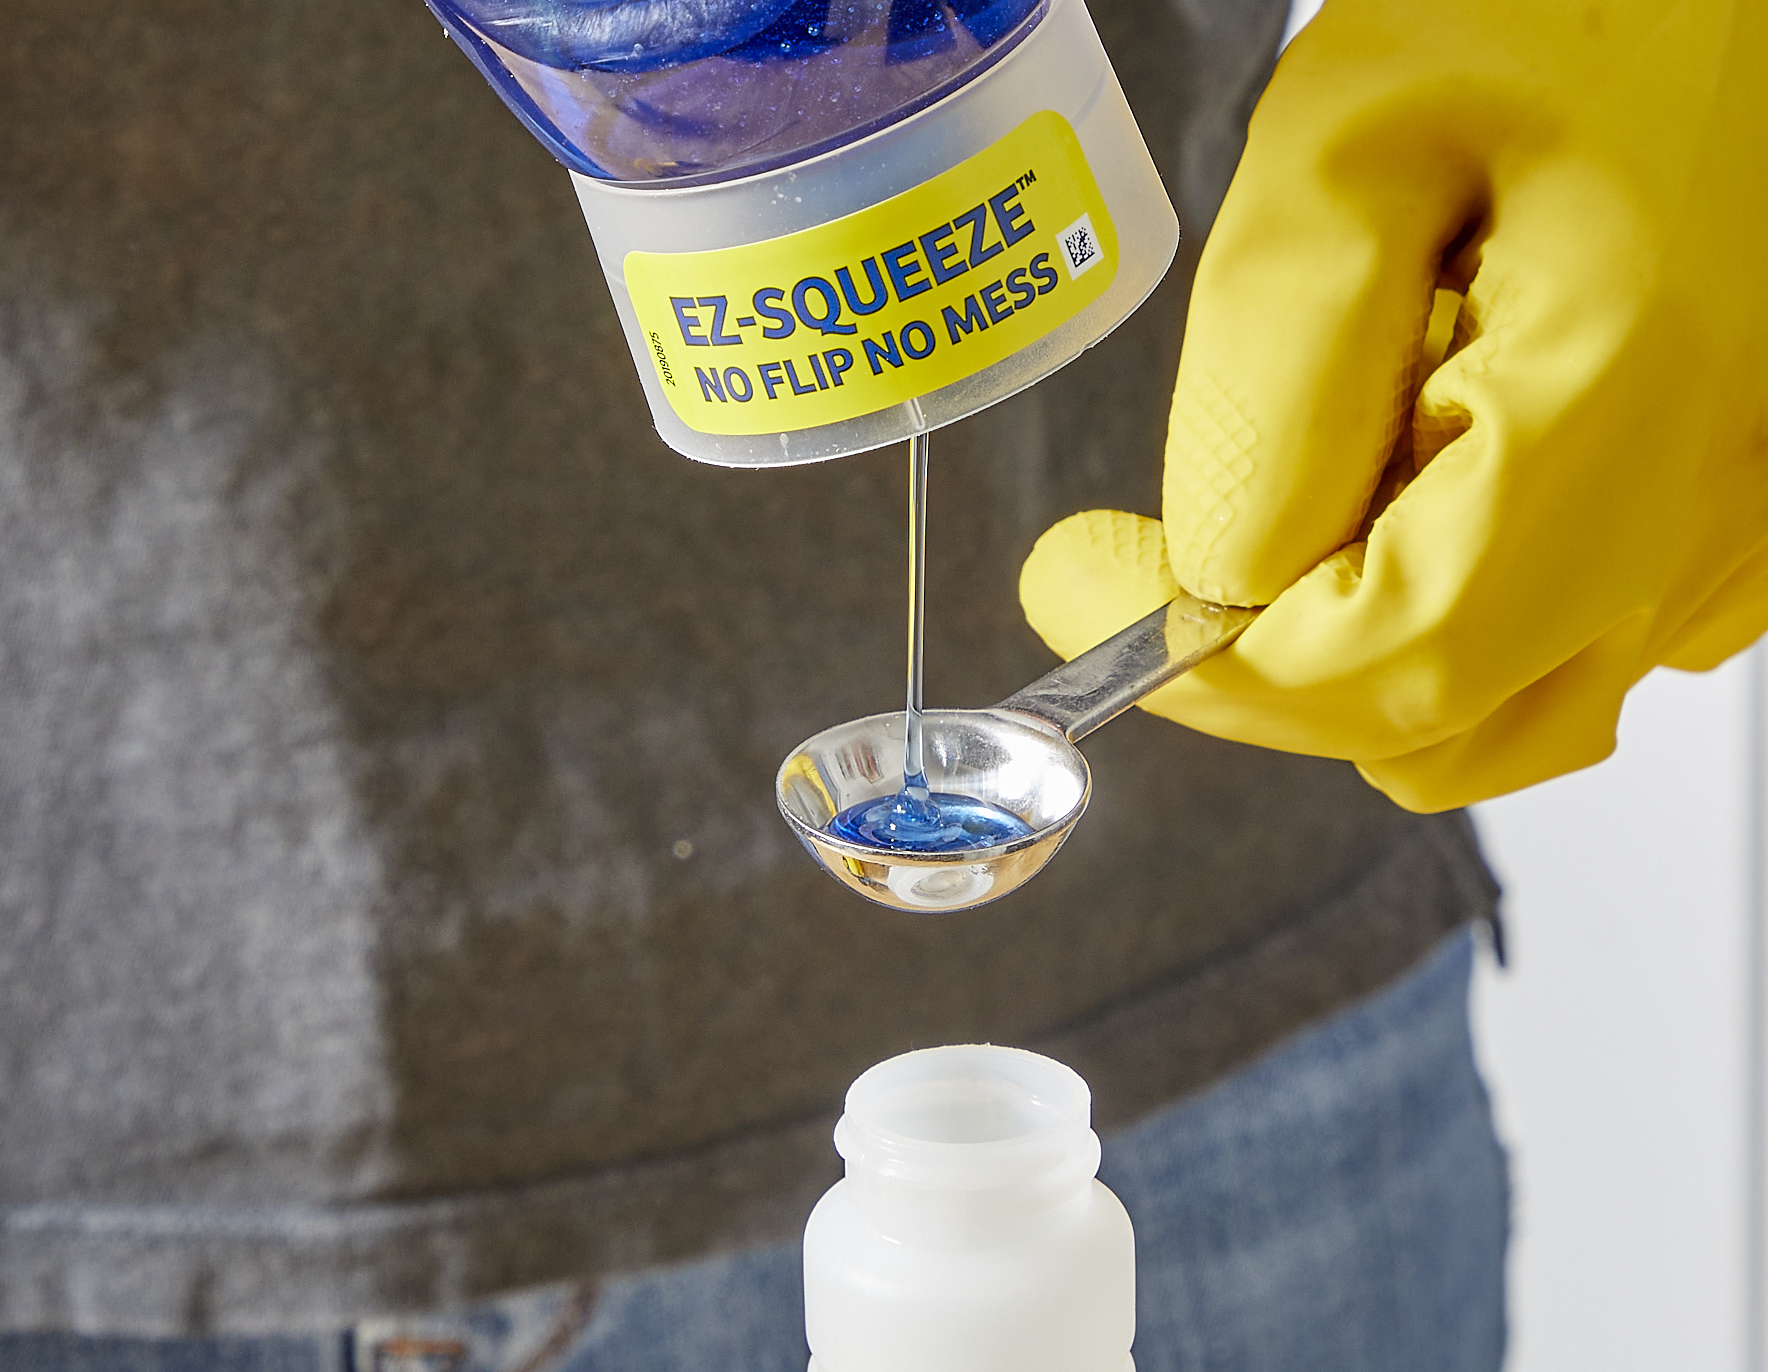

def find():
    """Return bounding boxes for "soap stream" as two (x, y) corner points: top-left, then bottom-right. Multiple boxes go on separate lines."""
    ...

(899, 431), (933, 821)
(823, 435), (1035, 854)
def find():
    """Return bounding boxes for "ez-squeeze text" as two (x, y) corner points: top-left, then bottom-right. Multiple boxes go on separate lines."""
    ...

(666, 174), (1069, 406)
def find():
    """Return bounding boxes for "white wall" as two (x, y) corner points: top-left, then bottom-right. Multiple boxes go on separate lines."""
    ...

(1470, 651), (1765, 1370)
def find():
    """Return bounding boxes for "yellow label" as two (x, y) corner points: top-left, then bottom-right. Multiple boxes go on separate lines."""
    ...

(623, 111), (1118, 436)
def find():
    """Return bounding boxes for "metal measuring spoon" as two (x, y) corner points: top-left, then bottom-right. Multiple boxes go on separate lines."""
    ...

(776, 591), (1259, 912)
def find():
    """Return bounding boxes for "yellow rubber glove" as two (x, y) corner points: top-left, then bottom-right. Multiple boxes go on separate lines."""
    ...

(1020, 0), (1768, 811)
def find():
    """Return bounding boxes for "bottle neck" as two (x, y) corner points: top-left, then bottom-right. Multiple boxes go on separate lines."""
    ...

(832, 1044), (1102, 1247)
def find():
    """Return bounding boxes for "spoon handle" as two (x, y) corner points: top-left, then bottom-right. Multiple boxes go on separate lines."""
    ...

(995, 594), (1259, 743)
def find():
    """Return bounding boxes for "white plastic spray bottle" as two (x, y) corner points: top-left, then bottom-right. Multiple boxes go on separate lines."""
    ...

(805, 1044), (1136, 1372)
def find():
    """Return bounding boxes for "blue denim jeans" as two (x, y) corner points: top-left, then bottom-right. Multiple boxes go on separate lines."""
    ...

(1, 930), (1507, 1372)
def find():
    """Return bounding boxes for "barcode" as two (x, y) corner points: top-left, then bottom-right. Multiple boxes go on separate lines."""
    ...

(1057, 214), (1103, 280)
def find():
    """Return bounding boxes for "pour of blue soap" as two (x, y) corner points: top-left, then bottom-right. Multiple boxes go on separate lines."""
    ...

(828, 782), (1034, 853)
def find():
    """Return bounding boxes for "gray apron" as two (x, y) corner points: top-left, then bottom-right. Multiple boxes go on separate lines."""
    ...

(0, 0), (1494, 1334)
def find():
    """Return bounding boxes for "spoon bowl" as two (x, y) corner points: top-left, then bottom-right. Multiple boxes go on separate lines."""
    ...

(777, 708), (1090, 912)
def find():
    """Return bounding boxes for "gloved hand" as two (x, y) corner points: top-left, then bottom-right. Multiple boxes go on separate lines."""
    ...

(1020, 0), (1768, 811)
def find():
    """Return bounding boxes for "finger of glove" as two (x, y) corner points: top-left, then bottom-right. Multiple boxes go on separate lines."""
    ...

(1658, 533), (1768, 673)
(1354, 614), (1652, 812)
(1164, 13), (1488, 608)
(1140, 159), (1694, 769)
(1019, 510), (1177, 662)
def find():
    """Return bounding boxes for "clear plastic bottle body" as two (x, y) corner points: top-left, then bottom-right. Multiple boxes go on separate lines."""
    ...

(804, 1045), (1135, 1372)
(569, 0), (1179, 464)
(427, 0), (1178, 464)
